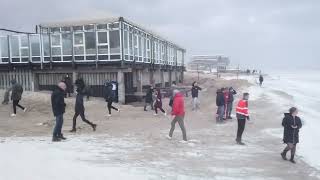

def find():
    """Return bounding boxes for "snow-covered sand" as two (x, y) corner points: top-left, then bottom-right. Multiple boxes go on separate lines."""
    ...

(0, 72), (319, 180)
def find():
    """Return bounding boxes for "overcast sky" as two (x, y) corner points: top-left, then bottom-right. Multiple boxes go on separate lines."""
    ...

(1, 0), (319, 70)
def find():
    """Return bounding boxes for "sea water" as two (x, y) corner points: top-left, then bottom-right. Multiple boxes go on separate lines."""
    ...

(224, 69), (320, 170)
(264, 69), (320, 170)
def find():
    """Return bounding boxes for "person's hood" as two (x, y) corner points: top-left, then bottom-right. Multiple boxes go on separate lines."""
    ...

(284, 113), (291, 117)
(54, 85), (65, 92)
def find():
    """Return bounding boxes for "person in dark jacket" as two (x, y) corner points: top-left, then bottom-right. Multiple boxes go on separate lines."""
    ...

(191, 81), (202, 111)
(169, 82), (177, 108)
(51, 82), (67, 142)
(281, 107), (302, 164)
(154, 89), (166, 116)
(10, 80), (26, 117)
(64, 75), (73, 97)
(70, 87), (97, 133)
(104, 82), (119, 117)
(259, 75), (264, 87)
(144, 86), (154, 111)
(216, 88), (225, 123)
(226, 87), (237, 119)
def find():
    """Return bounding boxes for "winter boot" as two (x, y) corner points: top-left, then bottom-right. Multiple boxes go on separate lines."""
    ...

(70, 128), (76, 133)
(52, 136), (61, 142)
(290, 155), (296, 164)
(92, 124), (97, 131)
(59, 134), (67, 140)
(281, 151), (288, 160)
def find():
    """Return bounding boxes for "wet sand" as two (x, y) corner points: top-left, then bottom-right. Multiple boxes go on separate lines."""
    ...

(0, 72), (319, 180)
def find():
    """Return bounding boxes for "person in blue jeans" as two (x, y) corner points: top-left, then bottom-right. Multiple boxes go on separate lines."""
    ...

(51, 82), (67, 142)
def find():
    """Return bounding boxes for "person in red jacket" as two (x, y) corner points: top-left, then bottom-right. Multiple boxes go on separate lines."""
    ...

(235, 92), (250, 145)
(168, 90), (187, 142)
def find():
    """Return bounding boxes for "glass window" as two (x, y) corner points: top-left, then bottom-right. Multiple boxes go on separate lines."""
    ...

(0, 37), (9, 57)
(84, 24), (94, 31)
(30, 35), (40, 57)
(74, 33), (83, 45)
(129, 31), (133, 56)
(134, 35), (138, 56)
(109, 30), (120, 54)
(20, 35), (28, 47)
(51, 34), (61, 46)
(62, 33), (72, 55)
(109, 23), (119, 29)
(61, 27), (71, 32)
(52, 47), (61, 56)
(74, 46), (84, 55)
(123, 31), (128, 55)
(50, 27), (60, 33)
(10, 36), (20, 57)
(85, 32), (96, 55)
(97, 24), (107, 30)
(42, 34), (50, 57)
(73, 26), (83, 31)
(98, 45), (108, 54)
(97, 32), (108, 44)
(138, 36), (142, 57)
(21, 48), (29, 57)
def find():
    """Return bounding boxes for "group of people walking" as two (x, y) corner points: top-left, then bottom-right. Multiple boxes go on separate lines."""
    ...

(3, 76), (302, 164)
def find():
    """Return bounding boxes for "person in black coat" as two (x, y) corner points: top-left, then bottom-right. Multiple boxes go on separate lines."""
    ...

(281, 107), (302, 163)
(191, 81), (202, 111)
(51, 82), (67, 142)
(216, 88), (225, 123)
(259, 75), (264, 87)
(64, 75), (73, 97)
(144, 86), (154, 111)
(104, 82), (119, 116)
(226, 87), (237, 119)
(70, 87), (97, 133)
(10, 79), (26, 117)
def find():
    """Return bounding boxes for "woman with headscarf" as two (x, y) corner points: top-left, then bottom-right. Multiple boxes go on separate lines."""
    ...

(154, 89), (166, 116)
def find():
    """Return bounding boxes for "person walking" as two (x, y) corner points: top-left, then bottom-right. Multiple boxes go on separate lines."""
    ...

(216, 88), (225, 123)
(259, 75), (264, 87)
(191, 81), (202, 111)
(70, 87), (97, 133)
(223, 87), (229, 119)
(144, 86), (154, 111)
(235, 93), (250, 145)
(64, 74), (73, 97)
(168, 90), (187, 142)
(10, 80), (26, 117)
(154, 89), (166, 116)
(51, 82), (67, 142)
(104, 82), (119, 117)
(281, 107), (302, 164)
(226, 87), (237, 119)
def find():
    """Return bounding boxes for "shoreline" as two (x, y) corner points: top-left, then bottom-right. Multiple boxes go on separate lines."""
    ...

(0, 72), (319, 179)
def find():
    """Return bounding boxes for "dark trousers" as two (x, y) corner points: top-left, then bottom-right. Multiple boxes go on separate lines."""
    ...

(155, 105), (165, 114)
(144, 102), (153, 110)
(53, 114), (64, 137)
(283, 143), (297, 159)
(108, 101), (118, 114)
(236, 118), (246, 142)
(72, 110), (94, 129)
(13, 100), (25, 114)
(169, 115), (187, 141)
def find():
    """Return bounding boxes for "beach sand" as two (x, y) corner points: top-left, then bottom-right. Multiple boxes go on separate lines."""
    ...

(0, 72), (319, 180)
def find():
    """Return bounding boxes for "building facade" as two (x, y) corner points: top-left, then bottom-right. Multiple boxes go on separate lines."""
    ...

(0, 17), (185, 103)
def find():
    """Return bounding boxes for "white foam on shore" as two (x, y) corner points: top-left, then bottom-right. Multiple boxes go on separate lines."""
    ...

(225, 71), (320, 170)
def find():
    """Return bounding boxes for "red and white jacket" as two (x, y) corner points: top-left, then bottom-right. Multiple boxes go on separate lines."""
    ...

(236, 100), (249, 119)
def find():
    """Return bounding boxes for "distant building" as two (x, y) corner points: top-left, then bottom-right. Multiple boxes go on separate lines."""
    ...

(187, 55), (230, 72)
